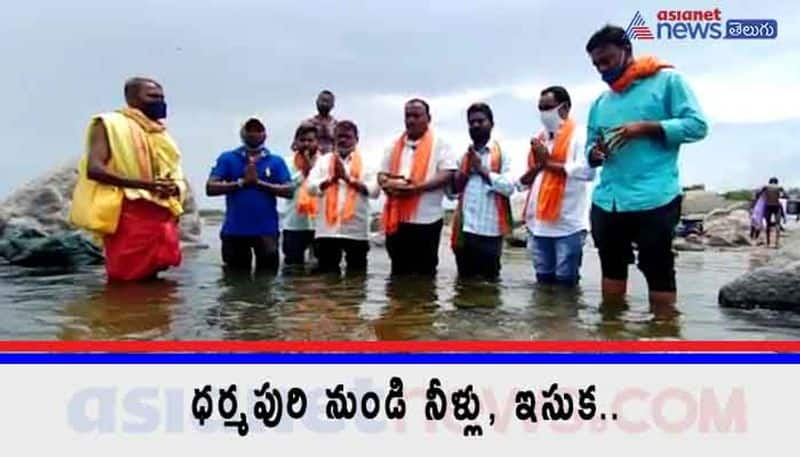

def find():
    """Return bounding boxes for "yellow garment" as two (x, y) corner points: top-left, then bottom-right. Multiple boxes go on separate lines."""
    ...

(69, 108), (186, 236)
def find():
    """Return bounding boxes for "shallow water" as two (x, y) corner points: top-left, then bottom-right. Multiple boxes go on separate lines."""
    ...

(1, 221), (799, 340)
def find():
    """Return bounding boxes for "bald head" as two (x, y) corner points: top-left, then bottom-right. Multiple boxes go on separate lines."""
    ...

(123, 77), (166, 119)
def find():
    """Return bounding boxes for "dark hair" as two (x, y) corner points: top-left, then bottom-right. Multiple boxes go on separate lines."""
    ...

(294, 122), (318, 140)
(335, 120), (359, 139)
(769, 177), (779, 184)
(318, 89), (335, 98)
(405, 98), (431, 118)
(540, 86), (572, 109)
(242, 117), (266, 132)
(124, 77), (161, 101)
(585, 24), (632, 53)
(466, 102), (494, 124)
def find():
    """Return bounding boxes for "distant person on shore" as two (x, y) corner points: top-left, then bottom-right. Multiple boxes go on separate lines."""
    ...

(205, 117), (292, 273)
(281, 122), (321, 265)
(449, 103), (514, 280)
(306, 90), (337, 154)
(584, 25), (708, 314)
(758, 177), (787, 248)
(306, 121), (379, 274)
(379, 99), (457, 276)
(517, 86), (595, 287)
(69, 77), (186, 282)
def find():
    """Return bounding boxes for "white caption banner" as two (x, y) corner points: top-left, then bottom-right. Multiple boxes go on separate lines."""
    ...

(0, 364), (789, 454)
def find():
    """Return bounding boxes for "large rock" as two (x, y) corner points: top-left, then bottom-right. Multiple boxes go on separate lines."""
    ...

(703, 209), (752, 247)
(0, 159), (204, 266)
(682, 190), (728, 216)
(673, 238), (706, 252)
(718, 232), (800, 310)
(719, 261), (800, 310)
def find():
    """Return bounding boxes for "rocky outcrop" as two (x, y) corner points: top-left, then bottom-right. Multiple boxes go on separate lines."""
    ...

(703, 208), (752, 247)
(673, 235), (706, 252)
(0, 159), (204, 266)
(718, 234), (800, 310)
(682, 190), (728, 216)
(719, 261), (800, 310)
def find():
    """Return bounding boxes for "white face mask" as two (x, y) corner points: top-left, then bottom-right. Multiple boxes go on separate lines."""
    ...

(539, 104), (564, 133)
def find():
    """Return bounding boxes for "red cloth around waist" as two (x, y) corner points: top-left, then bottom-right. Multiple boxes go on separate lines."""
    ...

(103, 198), (182, 281)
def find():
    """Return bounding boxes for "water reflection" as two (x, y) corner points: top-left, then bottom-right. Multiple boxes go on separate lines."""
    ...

(59, 279), (178, 340)
(595, 297), (682, 340)
(3, 220), (799, 340)
(452, 279), (502, 309)
(210, 268), (281, 340)
(374, 275), (439, 340)
(280, 273), (369, 340)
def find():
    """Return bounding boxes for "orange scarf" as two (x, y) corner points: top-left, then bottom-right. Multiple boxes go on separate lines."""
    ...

(523, 118), (576, 222)
(450, 142), (512, 249)
(294, 150), (318, 217)
(611, 56), (674, 93)
(381, 129), (434, 235)
(325, 151), (363, 227)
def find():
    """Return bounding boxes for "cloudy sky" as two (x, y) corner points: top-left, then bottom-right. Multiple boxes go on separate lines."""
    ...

(2, 0), (798, 208)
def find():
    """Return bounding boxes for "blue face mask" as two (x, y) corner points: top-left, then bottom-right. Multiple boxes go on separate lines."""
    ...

(143, 101), (167, 121)
(600, 51), (630, 85)
(601, 66), (626, 85)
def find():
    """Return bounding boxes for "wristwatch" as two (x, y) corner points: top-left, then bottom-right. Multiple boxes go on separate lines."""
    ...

(236, 178), (244, 188)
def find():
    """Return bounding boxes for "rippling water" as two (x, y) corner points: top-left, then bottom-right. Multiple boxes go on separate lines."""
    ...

(2, 221), (800, 340)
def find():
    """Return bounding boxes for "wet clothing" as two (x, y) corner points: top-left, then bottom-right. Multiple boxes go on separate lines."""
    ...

(590, 196), (682, 293)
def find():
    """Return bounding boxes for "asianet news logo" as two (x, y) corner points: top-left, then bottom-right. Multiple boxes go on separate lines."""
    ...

(626, 9), (778, 40)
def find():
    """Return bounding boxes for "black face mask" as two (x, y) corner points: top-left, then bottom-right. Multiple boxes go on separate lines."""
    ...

(469, 126), (490, 144)
(242, 133), (265, 150)
(142, 101), (167, 121)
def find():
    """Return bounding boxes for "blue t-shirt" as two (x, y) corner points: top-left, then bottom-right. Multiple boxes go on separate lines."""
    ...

(209, 146), (291, 236)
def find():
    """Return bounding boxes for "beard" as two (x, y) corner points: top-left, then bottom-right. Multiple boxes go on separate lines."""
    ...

(469, 127), (490, 144)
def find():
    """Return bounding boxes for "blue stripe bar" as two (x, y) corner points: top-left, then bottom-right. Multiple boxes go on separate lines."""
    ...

(0, 353), (799, 364)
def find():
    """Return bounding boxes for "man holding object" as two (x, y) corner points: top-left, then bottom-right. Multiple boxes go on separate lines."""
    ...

(379, 99), (457, 276)
(70, 77), (186, 282)
(584, 25), (708, 314)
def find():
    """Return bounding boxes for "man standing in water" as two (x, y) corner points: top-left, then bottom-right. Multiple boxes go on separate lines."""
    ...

(584, 25), (708, 313)
(70, 77), (186, 282)
(449, 103), (514, 280)
(307, 121), (380, 273)
(379, 99), (457, 276)
(206, 117), (292, 273)
(518, 86), (595, 287)
(281, 122), (321, 265)
(306, 90), (337, 154)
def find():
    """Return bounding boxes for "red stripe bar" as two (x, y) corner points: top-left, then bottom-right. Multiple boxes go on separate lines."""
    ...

(0, 341), (798, 353)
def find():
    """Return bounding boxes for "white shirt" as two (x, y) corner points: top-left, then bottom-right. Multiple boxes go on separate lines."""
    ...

(307, 152), (380, 241)
(518, 126), (595, 237)
(380, 131), (457, 224)
(448, 139), (515, 237)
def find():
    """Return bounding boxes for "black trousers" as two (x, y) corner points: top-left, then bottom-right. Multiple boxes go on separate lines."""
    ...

(281, 229), (315, 265)
(453, 232), (503, 280)
(590, 196), (681, 293)
(221, 235), (279, 272)
(385, 220), (443, 276)
(314, 237), (369, 273)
